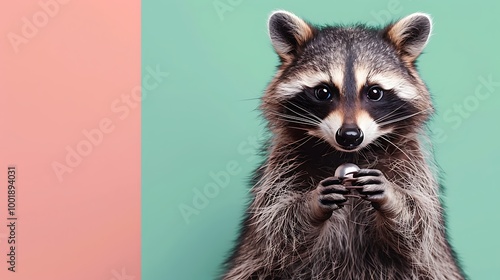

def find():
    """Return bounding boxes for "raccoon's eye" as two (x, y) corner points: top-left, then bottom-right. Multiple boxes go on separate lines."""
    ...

(366, 86), (384, 101)
(314, 85), (332, 101)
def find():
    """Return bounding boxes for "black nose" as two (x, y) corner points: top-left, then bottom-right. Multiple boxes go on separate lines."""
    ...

(335, 125), (364, 148)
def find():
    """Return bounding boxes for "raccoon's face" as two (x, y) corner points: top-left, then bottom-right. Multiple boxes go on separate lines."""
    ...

(263, 11), (433, 152)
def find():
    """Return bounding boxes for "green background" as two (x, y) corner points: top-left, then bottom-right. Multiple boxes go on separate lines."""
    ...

(143, 1), (500, 279)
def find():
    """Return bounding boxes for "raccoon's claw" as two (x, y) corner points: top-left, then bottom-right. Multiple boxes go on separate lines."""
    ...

(319, 177), (349, 194)
(353, 169), (383, 178)
(343, 169), (389, 209)
(317, 177), (348, 211)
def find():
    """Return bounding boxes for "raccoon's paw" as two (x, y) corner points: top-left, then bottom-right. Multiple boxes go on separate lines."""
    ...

(316, 177), (349, 211)
(343, 169), (394, 211)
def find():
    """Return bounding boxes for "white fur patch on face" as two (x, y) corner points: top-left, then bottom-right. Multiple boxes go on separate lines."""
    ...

(356, 111), (392, 148)
(308, 111), (343, 146)
(329, 67), (344, 94)
(369, 73), (419, 100)
(354, 67), (418, 101)
(354, 67), (369, 93)
(276, 69), (343, 97)
(309, 110), (392, 152)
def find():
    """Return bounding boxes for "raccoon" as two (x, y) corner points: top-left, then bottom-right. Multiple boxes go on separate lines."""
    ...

(222, 11), (466, 280)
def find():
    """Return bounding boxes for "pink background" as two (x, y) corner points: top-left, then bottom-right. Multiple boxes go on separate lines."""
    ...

(0, 1), (141, 279)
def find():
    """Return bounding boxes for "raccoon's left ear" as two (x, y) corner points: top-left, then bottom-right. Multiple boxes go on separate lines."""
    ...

(267, 11), (315, 62)
(384, 13), (432, 63)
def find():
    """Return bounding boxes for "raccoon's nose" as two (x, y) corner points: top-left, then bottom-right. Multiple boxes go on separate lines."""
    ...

(336, 125), (364, 148)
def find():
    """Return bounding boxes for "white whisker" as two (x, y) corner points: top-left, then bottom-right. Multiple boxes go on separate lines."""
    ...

(377, 108), (432, 127)
(380, 136), (412, 162)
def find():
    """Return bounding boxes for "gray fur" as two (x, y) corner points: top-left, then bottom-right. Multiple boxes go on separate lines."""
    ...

(223, 11), (465, 280)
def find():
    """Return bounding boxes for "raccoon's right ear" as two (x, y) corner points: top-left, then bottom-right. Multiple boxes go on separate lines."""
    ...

(268, 11), (315, 62)
(384, 13), (433, 63)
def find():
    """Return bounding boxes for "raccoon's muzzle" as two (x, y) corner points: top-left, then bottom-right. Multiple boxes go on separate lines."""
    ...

(335, 124), (364, 149)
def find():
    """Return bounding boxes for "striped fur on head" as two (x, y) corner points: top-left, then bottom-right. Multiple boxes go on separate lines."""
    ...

(263, 11), (433, 153)
(222, 11), (466, 280)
